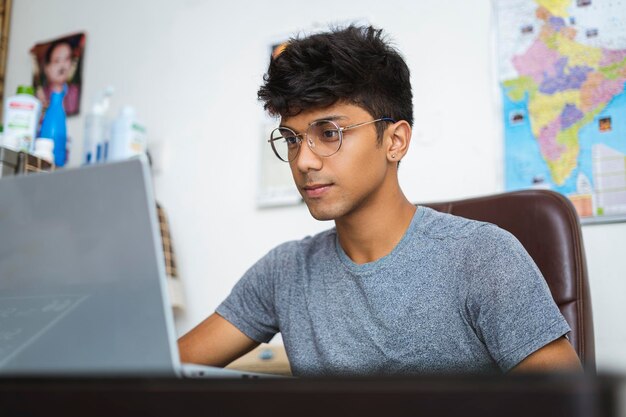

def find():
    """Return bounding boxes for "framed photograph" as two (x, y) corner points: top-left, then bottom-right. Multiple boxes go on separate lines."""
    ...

(0, 0), (12, 122)
(256, 38), (303, 208)
(30, 32), (86, 117)
(257, 120), (302, 208)
(257, 20), (369, 208)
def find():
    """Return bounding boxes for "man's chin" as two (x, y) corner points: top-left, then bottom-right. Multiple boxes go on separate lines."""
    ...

(305, 204), (340, 222)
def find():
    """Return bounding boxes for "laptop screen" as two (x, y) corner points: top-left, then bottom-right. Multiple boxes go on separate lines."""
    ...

(0, 157), (180, 376)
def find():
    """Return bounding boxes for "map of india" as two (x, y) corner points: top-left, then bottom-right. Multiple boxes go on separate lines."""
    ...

(496, 0), (626, 219)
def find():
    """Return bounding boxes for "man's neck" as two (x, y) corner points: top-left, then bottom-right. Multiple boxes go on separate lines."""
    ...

(335, 190), (416, 265)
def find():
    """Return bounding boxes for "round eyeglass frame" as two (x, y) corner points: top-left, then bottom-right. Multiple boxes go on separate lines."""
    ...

(267, 117), (396, 163)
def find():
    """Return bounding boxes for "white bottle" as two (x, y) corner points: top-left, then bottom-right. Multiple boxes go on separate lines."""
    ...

(108, 106), (147, 161)
(2, 86), (42, 152)
(33, 138), (55, 164)
(83, 87), (114, 164)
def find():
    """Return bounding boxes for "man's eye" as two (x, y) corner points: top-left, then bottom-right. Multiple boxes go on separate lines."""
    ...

(284, 136), (299, 146)
(321, 129), (339, 141)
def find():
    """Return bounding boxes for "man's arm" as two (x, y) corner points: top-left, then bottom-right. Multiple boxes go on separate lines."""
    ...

(509, 336), (583, 373)
(178, 312), (259, 367)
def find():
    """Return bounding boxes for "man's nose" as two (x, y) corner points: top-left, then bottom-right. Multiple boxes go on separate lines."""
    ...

(294, 138), (323, 173)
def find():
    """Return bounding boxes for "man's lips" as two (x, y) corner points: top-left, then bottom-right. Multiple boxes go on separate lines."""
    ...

(302, 183), (333, 198)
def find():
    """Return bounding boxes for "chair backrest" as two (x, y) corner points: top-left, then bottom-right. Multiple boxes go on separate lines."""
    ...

(421, 189), (595, 371)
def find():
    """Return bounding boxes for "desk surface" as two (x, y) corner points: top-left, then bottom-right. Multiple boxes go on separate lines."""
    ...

(0, 374), (622, 417)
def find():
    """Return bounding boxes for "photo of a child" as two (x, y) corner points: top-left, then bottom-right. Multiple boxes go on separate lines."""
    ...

(30, 32), (86, 116)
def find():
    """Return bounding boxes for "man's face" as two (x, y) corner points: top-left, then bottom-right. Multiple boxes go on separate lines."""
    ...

(45, 43), (72, 87)
(282, 102), (392, 221)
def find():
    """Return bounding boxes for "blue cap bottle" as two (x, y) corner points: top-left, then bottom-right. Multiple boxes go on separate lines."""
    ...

(38, 85), (67, 167)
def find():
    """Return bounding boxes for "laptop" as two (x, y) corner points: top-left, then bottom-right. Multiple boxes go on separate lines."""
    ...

(0, 156), (263, 378)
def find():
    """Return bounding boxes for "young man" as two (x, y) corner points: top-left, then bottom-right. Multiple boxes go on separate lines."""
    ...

(178, 25), (582, 376)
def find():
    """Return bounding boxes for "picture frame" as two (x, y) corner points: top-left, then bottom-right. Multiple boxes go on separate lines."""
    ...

(0, 0), (12, 122)
(30, 32), (86, 117)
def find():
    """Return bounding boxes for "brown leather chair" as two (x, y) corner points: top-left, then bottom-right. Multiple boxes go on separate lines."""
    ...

(420, 189), (595, 371)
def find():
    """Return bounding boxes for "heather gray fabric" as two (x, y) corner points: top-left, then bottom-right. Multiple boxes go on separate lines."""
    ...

(217, 206), (570, 376)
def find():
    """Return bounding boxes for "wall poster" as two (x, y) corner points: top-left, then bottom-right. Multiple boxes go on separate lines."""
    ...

(494, 0), (626, 224)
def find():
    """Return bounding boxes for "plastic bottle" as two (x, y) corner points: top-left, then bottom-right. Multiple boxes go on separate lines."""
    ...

(83, 87), (114, 164)
(108, 106), (147, 161)
(2, 86), (42, 152)
(38, 86), (67, 167)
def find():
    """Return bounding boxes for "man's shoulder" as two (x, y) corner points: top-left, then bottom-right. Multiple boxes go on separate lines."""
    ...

(416, 206), (522, 256)
(417, 206), (498, 239)
(245, 228), (337, 286)
(268, 227), (337, 259)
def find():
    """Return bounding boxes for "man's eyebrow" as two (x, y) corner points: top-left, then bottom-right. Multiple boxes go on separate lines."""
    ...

(280, 115), (349, 131)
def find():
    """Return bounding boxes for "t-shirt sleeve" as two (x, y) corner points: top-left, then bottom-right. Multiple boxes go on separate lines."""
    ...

(465, 225), (571, 372)
(216, 248), (280, 343)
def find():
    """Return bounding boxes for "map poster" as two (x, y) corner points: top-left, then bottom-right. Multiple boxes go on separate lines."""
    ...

(494, 0), (626, 222)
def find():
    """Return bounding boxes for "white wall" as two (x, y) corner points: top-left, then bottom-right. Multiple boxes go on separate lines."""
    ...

(6, 0), (625, 372)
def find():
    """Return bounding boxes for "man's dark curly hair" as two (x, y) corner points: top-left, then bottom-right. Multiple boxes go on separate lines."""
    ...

(258, 25), (413, 143)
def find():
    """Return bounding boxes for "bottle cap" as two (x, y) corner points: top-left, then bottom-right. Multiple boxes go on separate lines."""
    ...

(16, 85), (35, 96)
(33, 138), (55, 164)
(119, 106), (135, 117)
(35, 138), (54, 151)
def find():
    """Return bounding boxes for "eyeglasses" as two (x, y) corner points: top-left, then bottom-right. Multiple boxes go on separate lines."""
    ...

(268, 117), (396, 162)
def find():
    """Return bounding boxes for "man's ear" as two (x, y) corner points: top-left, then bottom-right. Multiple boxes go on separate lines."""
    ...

(386, 120), (412, 163)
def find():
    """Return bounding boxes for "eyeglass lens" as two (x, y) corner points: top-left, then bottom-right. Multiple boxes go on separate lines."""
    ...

(270, 120), (341, 162)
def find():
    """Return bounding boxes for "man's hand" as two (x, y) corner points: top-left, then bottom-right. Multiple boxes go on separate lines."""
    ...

(177, 313), (259, 367)
(509, 336), (583, 373)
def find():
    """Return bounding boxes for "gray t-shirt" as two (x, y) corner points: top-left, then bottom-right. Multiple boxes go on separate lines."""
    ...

(217, 206), (570, 376)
